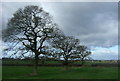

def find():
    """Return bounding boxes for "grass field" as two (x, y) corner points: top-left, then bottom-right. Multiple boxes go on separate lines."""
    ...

(2, 59), (118, 65)
(2, 66), (118, 79)
(2, 59), (62, 64)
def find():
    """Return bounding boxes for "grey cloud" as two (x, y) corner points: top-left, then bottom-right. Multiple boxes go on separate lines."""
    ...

(1, 2), (118, 47)
(44, 2), (118, 47)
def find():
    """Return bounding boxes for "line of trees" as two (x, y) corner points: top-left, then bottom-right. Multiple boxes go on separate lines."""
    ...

(2, 5), (91, 75)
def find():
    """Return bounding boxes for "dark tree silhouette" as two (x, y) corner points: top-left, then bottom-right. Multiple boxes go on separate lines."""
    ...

(71, 45), (91, 66)
(2, 5), (61, 75)
(48, 34), (79, 70)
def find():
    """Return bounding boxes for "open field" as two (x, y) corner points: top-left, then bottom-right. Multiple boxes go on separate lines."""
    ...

(2, 59), (119, 80)
(2, 66), (118, 79)
(2, 59), (118, 64)
(2, 59), (61, 64)
(2, 59), (118, 67)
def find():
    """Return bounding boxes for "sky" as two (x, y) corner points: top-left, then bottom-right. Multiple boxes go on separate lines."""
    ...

(1, 2), (118, 60)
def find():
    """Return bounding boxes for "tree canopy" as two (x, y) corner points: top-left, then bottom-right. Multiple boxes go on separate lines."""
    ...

(2, 5), (63, 74)
(3, 5), (62, 57)
(2, 5), (92, 73)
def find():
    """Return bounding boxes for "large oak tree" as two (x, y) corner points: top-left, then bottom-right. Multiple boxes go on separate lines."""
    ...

(2, 5), (61, 75)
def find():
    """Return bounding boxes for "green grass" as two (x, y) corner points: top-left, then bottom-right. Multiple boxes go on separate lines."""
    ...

(2, 59), (62, 64)
(2, 66), (118, 79)
(0, 66), (2, 80)
(2, 59), (117, 65)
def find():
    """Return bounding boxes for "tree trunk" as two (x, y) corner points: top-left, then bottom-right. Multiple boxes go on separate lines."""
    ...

(31, 54), (39, 76)
(81, 58), (84, 66)
(41, 59), (45, 64)
(64, 58), (69, 70)
(35, 54), (39, 73)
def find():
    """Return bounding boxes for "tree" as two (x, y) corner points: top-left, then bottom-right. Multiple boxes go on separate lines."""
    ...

(72, 45), (91, 65)
(2, 5), (60, 75)
(48, 34), (79, 69)
(44, 46), (62, 61)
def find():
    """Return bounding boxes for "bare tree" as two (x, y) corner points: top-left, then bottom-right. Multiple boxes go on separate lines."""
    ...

(48, 34), (79, 69)
(2, 5), (60, 75)
(72, 45), (91, 66)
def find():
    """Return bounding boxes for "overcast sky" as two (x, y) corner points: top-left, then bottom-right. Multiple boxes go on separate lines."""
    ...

(1, 2), (118, 60)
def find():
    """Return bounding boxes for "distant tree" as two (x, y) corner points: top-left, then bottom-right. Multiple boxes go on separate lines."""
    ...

(46, 47), (62, 61)
(39, 46), (62, 64)
(2, 5), (61, 75)
(48, 34), (79, 70)
(72, 45), (91, 65)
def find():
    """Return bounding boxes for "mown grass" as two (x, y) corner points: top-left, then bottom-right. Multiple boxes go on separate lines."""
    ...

(2, 66), (118, 79)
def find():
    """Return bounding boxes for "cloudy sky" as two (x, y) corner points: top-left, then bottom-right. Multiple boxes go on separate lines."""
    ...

(1, 2), (118, 60)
